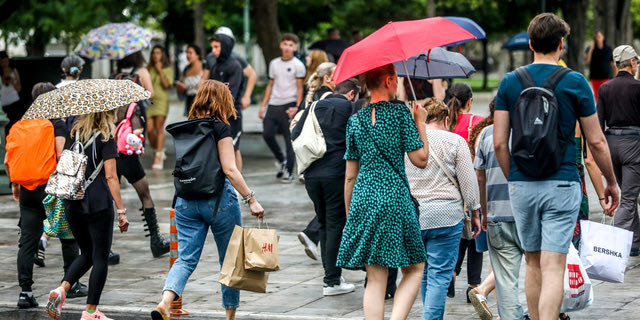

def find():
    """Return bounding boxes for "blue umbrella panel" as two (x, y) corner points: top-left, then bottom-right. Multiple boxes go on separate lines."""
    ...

(393, 47), (476, 80)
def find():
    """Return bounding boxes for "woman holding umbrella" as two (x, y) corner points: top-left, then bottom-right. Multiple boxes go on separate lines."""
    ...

(337, 64), (429, 319)
(32, 80), (151, 320)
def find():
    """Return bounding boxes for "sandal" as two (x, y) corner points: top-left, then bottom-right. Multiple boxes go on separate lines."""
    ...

(467, 287), (492, 320)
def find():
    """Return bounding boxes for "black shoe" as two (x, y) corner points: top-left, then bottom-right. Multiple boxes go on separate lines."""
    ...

(66, 282), (88, 299)
(34, 241), (45, 267)
(108, 250), (120, 265)
(17, 292), (38, 308)
(280, 170), (294, 183)
(276, 161), (287, 178)
(447, 279), (455, 298)
(559, 313), (570, 320)
(466, 286), (473, 303)
(631, 248), (639, 256)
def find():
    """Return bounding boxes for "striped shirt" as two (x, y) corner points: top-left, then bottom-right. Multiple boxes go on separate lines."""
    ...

(473, 125), (514, 222)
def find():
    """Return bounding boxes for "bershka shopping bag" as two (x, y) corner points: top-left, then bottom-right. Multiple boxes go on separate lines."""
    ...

(244, 219), (280, 272)
(560, 243), (593, 312)
(219, 225), (269, 293)
(579, 217), (633, 283)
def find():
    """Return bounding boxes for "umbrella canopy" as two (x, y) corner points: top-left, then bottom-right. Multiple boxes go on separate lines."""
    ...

(393, 47), (476, 80)
(442, 17), (486, 47)
(308, 39), (352, 62)
(502, 32), (530, 51)
(332, 17), (476, 84)
(22, 79), (151, 120)
(75, 22), (153, 60)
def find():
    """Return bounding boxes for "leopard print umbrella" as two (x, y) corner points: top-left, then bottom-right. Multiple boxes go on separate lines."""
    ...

(22, 79), (151, 120)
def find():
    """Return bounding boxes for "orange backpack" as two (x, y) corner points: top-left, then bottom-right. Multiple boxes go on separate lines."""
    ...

(5, 119), (57, 190)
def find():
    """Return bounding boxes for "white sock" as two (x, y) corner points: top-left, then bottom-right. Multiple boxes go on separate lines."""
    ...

(40, 236), (47, 249)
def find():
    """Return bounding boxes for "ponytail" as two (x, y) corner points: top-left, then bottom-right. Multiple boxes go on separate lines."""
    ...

(447, 82), (473, 131)
(305, 62), (336, 104)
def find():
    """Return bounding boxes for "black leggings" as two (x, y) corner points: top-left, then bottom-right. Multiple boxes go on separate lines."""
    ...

(454, 238), (483, 285)
(63, 208), (113, 305)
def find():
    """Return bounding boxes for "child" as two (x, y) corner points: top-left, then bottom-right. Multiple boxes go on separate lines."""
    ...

(259, 33), (306, 182)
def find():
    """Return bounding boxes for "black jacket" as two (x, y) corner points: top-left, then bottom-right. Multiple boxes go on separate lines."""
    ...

(291, 94), (357, 179)
(597, 71), (640, 130)
(209, 34), (243, 111)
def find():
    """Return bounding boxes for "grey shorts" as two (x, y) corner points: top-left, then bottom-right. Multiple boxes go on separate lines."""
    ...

(508, 180), (581, 254)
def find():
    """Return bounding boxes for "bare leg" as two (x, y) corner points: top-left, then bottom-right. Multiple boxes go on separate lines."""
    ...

(390, 262), (424, 320)
(153, 116), (166, 167)
(474, 265), (495, 297)
(364, 264), (387, 320)
(156, 290), (177, 316)
(234, 150), (243, 172)
(146, 117), (158, 152)
(131, 177), (154, 209)
(538, 251), (566, 320)
(524, 251), (542, 320)
(225, 308), (236, 320)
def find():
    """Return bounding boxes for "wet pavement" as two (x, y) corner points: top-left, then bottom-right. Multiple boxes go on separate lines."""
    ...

(1, 94), (639, 319)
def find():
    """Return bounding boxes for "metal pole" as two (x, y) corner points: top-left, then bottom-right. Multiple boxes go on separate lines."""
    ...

(401, 60), (418, 102)
(244, 0), (251, 62)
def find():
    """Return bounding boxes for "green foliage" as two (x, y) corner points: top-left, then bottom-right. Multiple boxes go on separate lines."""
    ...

(632, 0), (640, 38)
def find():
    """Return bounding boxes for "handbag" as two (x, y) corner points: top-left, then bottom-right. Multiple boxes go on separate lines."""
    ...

(289, 91), (332, 132)
(45, 133), (103, 200)
(429, 145), (474, 240)
(243, 218), (280, 272)
(357, 114), (420, 216)
(561, 243), (594, 312)
(42, 195), (73, 239)
(219, 225), (269, 293)
(579, 217), (633, 283)
(291, 100), (327, 175)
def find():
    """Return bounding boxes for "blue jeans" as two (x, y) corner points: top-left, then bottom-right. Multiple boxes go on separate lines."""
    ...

(487, 221), (525, 320)
(163, 180), (242, 309)
(420, 220), (463, 320)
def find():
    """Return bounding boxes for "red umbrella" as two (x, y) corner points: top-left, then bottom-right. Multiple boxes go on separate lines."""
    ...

(332, 17), (477, 85)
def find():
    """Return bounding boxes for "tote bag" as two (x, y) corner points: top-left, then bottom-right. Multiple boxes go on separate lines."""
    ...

(292, 100), (326, 175)
(579, 218), (633, 283)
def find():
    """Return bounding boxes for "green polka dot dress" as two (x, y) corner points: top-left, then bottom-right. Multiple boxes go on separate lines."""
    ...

(337, 101), (427, 269)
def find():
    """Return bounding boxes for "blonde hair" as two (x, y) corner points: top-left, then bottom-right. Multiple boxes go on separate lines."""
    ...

(305, 62), (336, 104)
(424, 98), (449, 123)
(304, 50), (329, 83)
(188, 80), (237, 124)
(71, 110), (116, 143)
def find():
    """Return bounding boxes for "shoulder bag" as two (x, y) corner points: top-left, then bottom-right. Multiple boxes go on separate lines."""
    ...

(429, 145), (474, 240)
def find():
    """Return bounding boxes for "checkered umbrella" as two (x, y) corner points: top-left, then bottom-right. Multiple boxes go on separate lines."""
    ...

(22, 79), (151, 120)
(74, 22), (153, 60)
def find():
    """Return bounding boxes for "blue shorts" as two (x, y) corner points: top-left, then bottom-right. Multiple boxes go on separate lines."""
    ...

(508, 180), (581, 254)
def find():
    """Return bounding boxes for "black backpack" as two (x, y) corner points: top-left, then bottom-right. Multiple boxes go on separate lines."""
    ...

(166, 118), (225, 201)
(511, 66), (572, 178)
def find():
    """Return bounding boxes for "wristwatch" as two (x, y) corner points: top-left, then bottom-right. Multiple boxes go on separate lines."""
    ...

(117, 208), (127, 215)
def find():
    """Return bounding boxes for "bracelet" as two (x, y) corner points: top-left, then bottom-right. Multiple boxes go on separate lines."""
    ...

(599, 197), (605, 201)
(117, 208), (127, 215)
(242, 191), (255, 204)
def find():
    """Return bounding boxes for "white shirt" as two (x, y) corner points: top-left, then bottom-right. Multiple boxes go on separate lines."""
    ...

(405, 129), (481, 230)
(267, 57), (305, 106)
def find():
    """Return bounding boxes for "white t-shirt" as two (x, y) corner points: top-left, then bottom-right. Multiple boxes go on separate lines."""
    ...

(267, 57), (305, 106)
(56, 79), (77, 88)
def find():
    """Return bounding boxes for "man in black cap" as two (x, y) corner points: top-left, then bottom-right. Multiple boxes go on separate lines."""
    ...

(597, 44), (640, 256)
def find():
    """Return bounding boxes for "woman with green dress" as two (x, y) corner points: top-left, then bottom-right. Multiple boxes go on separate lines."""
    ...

(337, 64), (430, 320)
(147, 45), (174, 170)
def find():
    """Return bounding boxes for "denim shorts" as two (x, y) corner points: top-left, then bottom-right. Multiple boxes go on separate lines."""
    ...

(508, 180), (581, 254)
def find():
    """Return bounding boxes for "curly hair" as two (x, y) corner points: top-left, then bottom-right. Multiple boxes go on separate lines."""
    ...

(188, 80), (237, 124)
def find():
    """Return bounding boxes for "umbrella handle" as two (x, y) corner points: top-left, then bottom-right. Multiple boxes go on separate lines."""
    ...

(401, 60), (418, 102)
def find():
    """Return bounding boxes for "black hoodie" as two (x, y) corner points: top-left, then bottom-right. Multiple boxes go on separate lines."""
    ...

(210, 34), (243, 111)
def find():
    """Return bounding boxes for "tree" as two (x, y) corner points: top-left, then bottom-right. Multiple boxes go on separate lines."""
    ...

(558, 0), (589, 72)
(251, 0), (281, 67)
(594, 0), (633, 46)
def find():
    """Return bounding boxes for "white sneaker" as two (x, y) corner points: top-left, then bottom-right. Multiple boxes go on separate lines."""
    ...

(297, 232), (318, 260)
(323, 278), (355, 296)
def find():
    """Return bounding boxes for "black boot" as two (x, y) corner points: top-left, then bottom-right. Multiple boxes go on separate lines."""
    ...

(142, 208), (170, 257)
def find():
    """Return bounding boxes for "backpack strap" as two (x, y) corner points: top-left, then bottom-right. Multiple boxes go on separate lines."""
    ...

(542, 67), (572, 91)
(125, 102), (136, 121)
(319, 91), (332, 100)
(514, 66), (536, 89)
(467, 114), (475, 138)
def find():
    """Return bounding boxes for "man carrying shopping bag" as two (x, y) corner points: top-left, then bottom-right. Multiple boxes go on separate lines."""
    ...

(579, 217), (633, 282)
